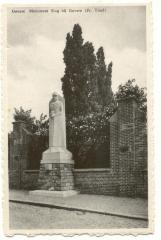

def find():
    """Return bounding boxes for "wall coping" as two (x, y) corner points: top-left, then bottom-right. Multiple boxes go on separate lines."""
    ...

(74, 168), (111, 172)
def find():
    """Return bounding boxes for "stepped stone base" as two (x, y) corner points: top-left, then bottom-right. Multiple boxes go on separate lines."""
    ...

(29, 190), (79, 197)
(37, 147), (75, 191)
(41, 147), (74, 164)
(38, 163), (75, 191)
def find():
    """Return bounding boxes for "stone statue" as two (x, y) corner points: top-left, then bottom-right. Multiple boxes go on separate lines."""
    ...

(34, 91), (78, 196)
(49, 92), (66, 148)
(41, 92), (72, 166)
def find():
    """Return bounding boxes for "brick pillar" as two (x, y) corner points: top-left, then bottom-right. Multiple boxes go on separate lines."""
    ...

(134, 111), (148, 198)
(117, 97), (137, 197)
(109, 111), (119, 173)
(10, 121), (31, 189)
(13, 121), (30, 170)
(109, 111), (120, 195)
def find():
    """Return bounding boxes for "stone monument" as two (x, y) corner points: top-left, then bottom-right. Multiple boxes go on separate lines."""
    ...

(30, 92), (78, 197)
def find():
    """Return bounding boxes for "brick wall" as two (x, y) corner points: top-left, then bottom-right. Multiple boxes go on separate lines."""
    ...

(22, 170), (39, 190)
(9, 170), (39, 190)
(9, 170), (20, 189)
(135, 112), (148, 198)
(74, 169), (119, 195)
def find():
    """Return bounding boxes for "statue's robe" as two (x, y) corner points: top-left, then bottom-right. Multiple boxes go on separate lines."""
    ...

(49, 99), (66, 148)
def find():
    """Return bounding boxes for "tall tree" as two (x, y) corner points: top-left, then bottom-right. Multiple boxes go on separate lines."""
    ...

(62, 25), (113, 116)
(62, 24), (99, 116)
(96, 47), (113, 108)
(82, 41), (99, 112)
(106, 61), (113, 102)
(61, 24), (85, 116)
(61, 33), (76, 115)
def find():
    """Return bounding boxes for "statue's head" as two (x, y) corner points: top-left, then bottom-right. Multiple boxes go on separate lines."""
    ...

(52, 92), (58, 101)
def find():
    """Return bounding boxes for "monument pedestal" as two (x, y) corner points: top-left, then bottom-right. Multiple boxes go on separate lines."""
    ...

(30, 92), (78, 197)
(31, 147), (78, 196)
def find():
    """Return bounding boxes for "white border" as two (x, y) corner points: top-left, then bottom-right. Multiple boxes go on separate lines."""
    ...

(0, 0), (159, 239)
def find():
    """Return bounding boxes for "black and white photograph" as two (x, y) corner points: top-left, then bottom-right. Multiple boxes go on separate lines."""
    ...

(4, 4), (153, 235)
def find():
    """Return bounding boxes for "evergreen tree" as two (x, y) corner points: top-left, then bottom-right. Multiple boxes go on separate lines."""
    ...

(61, 24), (113, 116)
(96, 47), (113, 108)
(61, 33), (76, 115)
(61, 24), (85, 116)
(106, 61), (113, 103)
(62, 24), (99, 116)
(82, 41), (99, 112)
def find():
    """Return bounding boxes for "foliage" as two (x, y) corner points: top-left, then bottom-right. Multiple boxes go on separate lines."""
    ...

(61, 24), (113, 116)
(96, 47), (113, 108)
(115, 79), (147, 112)
(82, 41), (98, 113)
(14, 107), (35, 124)
(13, 107), (36, 132)
(13, 107), (49, 135)
(34, 113), (49, 136)
(66, 102), (116, 168)
(61, 24), (86, 116)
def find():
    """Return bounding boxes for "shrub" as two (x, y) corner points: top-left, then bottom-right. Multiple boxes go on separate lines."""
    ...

(66, 104), (115, 168)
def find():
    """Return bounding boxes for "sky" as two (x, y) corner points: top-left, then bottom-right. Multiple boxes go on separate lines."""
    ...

(7, 6), (147, 131)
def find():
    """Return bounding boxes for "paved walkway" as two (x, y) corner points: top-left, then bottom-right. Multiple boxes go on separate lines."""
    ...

(9, 190), (148, 221)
